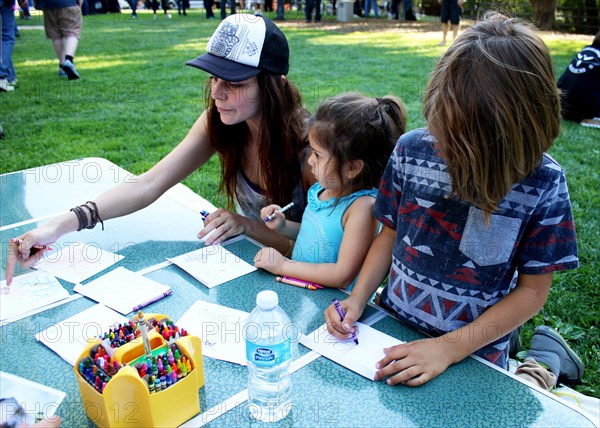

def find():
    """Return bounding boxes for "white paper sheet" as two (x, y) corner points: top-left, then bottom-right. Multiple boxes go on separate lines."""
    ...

(300, 322), (404, 380)
(168, 245), (256, 288)
(0, 371), (66, 425)
(35, 304), (129, 366)
(0, 271), (70, 322)
(164, 183), (218, 215)
(177, 300), (249, 365)
(34, 242), (124, 284)
(73, 267), (172, 315)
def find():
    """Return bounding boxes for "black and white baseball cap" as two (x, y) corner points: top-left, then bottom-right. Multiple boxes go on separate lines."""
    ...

(186, 14), (289, 81)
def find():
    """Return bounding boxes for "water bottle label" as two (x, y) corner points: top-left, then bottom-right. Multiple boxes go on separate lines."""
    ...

(246, 339), (291, 367)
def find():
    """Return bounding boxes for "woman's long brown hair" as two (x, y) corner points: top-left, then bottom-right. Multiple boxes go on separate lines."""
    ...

(205, 73), (308, 209)
(424, 13), (561, 219)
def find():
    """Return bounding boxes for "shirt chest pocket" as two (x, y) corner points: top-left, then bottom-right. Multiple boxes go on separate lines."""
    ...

(459, 207), (522, 267)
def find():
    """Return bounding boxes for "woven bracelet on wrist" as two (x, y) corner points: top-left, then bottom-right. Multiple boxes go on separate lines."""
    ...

(85, 201), (104, 230)
(70, 205), (88, 231)
(70, 201), (104, 231)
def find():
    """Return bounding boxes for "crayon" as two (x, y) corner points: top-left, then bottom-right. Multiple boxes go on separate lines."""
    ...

(332, 298), (359, 345)
(276, 276), (321, 290)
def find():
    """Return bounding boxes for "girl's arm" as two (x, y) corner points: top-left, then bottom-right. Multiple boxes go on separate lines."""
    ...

(255, 196), (379, 288)
(374, 272), (553, 387)
(276, 220), (301, 241)
(324, 224), (395, 339)
(6, 113), (215, 283)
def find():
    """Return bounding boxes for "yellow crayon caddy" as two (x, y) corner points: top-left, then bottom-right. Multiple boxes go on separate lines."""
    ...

(74, 312), (204, 427)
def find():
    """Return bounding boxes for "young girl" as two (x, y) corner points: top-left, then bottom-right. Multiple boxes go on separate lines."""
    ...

(325, 13), (579, 388)
(254, 93), (406, 289)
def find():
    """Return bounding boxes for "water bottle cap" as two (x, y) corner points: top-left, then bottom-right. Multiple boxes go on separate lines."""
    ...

(256, 290), (278, 310)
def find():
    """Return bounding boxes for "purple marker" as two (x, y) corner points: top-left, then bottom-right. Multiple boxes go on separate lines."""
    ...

(332, 299), (359, 345)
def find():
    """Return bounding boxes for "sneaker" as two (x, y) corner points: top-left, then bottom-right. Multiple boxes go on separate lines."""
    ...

(164, 13), (171, 18)
(526, 326), (583, 385)
(0, 79), (15, 92)
(58, 66), (67, 77)
(61, 59), (80, 80)
(580, 118), (600, 129)
(8, 79), (17, 87)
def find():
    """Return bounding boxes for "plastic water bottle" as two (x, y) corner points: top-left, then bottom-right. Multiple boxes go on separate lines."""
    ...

(245, 290), (293, 422)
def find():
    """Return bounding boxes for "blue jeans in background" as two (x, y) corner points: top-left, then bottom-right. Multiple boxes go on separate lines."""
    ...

(364, 0), (379, 16)
(305, 0), (321, 21)
(275, 0), (283, 19)
(220, 0), (235, 19)
(127, 0), (138, 16)
(1, 4), (17, 82)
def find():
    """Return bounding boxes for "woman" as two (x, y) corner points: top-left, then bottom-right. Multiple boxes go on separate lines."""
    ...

(6, 15), (312, 285)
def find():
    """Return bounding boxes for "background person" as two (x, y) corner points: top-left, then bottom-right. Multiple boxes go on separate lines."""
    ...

(1, 0), (17, 91)
(40, 0), (83, 79)
(557, 32), (600, 128)
(438, 0), (463, 45)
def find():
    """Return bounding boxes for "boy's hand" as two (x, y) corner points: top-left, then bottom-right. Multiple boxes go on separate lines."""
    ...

(260, 204), (286, 230)
(374, 337), (459, 386)
(254, 247), (285, 273)
(324, 297), (363, 341)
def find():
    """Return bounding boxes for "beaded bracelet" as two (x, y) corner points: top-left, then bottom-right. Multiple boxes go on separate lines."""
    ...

(70, 201), (104, 231)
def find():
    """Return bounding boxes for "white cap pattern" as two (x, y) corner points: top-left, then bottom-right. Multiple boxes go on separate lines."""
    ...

(207, 17), (266, 69)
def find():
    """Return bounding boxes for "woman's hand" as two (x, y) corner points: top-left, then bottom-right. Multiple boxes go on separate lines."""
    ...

(198, 208), (244, 245)
(374, 336), (460, 387)
(260, 204), (286, 230)
(254, 247), (285, 274)
(6, 224), (58, 285)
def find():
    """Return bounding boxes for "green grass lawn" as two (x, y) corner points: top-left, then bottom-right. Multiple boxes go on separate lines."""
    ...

(2, 10), (598, 398)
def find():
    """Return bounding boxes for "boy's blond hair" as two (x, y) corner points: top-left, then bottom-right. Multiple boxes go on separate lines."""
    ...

(424, 13), (561, 218)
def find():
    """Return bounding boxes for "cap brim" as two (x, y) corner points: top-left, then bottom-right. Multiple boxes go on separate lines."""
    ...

(186, 53), (261, 81)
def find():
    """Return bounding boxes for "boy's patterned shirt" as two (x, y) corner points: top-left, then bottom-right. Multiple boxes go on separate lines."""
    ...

(374, 129), (579, 368)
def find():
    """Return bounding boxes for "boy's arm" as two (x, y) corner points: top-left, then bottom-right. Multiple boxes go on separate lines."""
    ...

(375, 272), (553, 387)
(325, 225), (395, 339)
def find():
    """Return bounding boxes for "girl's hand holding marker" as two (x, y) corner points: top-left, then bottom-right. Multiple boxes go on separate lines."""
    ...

(264, 202), (294, 222)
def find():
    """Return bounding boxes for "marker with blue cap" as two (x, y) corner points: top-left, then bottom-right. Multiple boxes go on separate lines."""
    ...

(264, 202), (294, 222)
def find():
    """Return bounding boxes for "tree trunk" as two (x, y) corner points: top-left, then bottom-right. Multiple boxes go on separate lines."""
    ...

(584, 0), (599, 33)
(530, 0), (557, 29)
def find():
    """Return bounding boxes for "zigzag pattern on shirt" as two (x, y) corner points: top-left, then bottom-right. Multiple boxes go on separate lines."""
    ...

(399, 203), (462, 241)
(386, 260), (508, 332)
